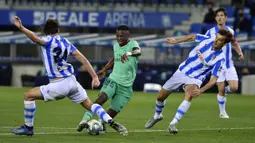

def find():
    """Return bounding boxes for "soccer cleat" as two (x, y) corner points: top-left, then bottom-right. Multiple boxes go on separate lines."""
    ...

(77, 121), (89, 132)
(11, 125), (34, 136)
(145, 115), (163, 129)
(168, 124), (178, 134)
(108, 119), (128, 136)
(219, 112), (230, 119)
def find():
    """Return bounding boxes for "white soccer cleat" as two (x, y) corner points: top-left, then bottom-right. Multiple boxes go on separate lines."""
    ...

(145, 115), (163, 129)
(219, 112), (230, 119)
(168, 124), (178, 134)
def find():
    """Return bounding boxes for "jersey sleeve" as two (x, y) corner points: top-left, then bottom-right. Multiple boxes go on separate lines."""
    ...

(63, 38), (77, 55)
(131, 40), (140, 49)
(211, 59), (225, 77)
(195, 34), (210, 42)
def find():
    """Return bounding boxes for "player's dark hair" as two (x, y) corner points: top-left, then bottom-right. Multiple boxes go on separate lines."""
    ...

(218, 29), (233, 43)
(117, 25), (129, 31)
(43, 19), (59, 35)
(215, 8), (227, 17)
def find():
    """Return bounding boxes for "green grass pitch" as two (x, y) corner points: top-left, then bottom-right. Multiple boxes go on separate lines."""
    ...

(0, 86), (254, 143)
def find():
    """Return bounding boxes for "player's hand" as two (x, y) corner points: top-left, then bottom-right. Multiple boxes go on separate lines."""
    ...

(96, 70), (106, 80)
(190, 89), (202, 97)
(12, 16), (23, 29)
(166, 37), (177, 44)
(121, 53), (129, 63)
(238, 52), (244, 60)
(196, 49), (204, 61)
(91, 77), (100, 89)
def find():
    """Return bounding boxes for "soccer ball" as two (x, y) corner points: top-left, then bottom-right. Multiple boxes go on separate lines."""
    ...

(86, 119), (103, 136)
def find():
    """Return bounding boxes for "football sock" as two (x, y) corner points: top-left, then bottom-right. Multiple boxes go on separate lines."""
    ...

(217, 94), (226, 114)
(91, 104), (112, 123)
(170, 100), (191, 125)
(24, 100), (36, 127)
(153, 100), (166, 119)
(82, 111), (94, 122)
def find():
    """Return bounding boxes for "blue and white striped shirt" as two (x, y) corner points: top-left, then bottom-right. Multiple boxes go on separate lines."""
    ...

(205, 26), (235, 69)
(179, 34), (225, 81)
(40, 35), (77, 79)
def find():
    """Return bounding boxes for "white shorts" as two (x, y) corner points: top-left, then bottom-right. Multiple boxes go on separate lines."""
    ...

(162, 70), (203, 91)
(217, 66), (238, 83)
(40, 75), (87, 104)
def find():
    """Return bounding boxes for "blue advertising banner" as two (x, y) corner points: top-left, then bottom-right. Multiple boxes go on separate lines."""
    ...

(0, 9), (189, 29)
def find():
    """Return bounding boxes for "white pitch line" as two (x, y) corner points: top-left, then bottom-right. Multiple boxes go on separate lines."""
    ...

(0, 127), (254, 136)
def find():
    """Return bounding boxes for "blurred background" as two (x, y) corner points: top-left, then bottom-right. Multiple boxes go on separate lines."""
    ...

(0, 0), (254, 93)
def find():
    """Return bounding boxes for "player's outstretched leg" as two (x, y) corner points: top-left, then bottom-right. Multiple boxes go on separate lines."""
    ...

(91, 104), (128, 136)
(11, 87), (40, 136)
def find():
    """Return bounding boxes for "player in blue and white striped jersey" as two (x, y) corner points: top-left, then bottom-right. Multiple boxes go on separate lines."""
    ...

(10, 16), (128, 136)
(205, 8), (244, 119)
(145, 29), (234, 134)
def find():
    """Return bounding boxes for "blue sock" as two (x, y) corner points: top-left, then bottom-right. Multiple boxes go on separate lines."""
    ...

(170, 100), (191, 125)
(153, 100), (166, 119)
(91, 104), (112, 123)
(24, 101), (36, 127)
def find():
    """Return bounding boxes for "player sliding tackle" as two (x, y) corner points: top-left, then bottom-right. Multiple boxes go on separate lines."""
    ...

(10, 16), (128, 136)
(145, 29), (233, 134)
(77, 25), (141, 134)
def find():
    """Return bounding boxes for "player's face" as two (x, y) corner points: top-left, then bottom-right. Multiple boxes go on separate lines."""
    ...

(116, 30), (130, 46)
(215, 11), (227, 25)
(213, 33), (226, 49)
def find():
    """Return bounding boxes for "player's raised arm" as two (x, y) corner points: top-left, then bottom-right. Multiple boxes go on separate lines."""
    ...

(167, 34), (210, 44)
(72, 49), (100, 89)
(12, 16), (45, 45)
(167, 35), (195, 44)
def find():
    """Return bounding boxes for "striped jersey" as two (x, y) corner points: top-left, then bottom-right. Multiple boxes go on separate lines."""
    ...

(205, 26), (235, 69)
(40, 35), (77, 79)
(179, 34), (225, 81)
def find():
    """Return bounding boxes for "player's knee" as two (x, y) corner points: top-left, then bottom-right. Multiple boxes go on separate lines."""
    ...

(24, 90), (34, 101)
(230, 85), (238, 92)
(94, 93), (108, 105)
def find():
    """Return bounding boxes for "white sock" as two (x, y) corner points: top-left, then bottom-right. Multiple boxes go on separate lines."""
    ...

(91, 104), (112, 123)
(24, 101), (36, 127)
(170, 100), (191, 125)
(217, 94), (226, 114)
(225, 85), (231, 94)
(153, 100), (166, 119)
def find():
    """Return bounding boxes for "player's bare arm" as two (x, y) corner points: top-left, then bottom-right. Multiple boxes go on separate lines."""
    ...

(12, 16), (45, 45)
(231, 39), (244, 60)
(166, 34), (196, 44)
(191, 76), (218, 97)
(121, 47), (141, 63)
(72, 50), (100, 88)
(97, 57), (114, 79)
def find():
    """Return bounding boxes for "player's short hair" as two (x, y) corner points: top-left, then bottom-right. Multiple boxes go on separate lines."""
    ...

(117, 25), (129, 31)
(215, 8), (227, 17)
(218, 29), (233, 43)
(43, 19), (59, 35)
